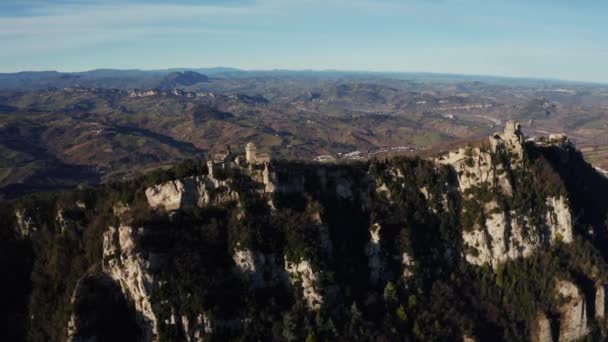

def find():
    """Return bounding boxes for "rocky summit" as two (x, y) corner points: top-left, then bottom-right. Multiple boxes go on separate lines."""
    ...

(3, 122), (608, 342)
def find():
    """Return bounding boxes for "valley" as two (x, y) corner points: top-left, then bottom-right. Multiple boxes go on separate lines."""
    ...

(3, 0), (607, 341)
(1, 70), (607, 199)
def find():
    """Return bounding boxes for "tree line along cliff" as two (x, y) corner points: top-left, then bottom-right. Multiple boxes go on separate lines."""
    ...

(4, 124), (608, 342)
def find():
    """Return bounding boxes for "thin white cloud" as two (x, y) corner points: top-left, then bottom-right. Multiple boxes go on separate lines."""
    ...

(0, 3), (265, 29)
(0, 1), (269, 55)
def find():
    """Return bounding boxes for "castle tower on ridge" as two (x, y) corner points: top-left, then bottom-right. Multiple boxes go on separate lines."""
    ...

(488, 120), (525, 159)
(504, 120), (523, 139)
(246, 142), (257, 164)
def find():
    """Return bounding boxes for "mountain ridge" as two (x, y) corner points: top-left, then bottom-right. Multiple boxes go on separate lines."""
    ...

(1, 68), (605, 90)
(4, 123), (608, 341)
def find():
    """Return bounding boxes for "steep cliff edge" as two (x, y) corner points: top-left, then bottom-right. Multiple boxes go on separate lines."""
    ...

(103, 223), (158, 341)
(4, 123), (608, 341)
(555, 279), (591, 341)
(436, 122), (575, 268)
(144, 176), (238, 212)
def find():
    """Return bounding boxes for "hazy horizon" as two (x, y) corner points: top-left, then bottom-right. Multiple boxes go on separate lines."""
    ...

(1, 0), (607, 83)
(3, 66), (607, 87)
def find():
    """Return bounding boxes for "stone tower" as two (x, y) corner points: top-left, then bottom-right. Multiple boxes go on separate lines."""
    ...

(504, 120), (522, 138)
(489, 120), (525, 159)
(504, 120), (524, 147)
(246, 142), (257, 164)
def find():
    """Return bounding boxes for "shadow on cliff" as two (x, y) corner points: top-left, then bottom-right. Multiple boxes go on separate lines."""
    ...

(69, 273), (141, 342)
(532, 144), (608, 248)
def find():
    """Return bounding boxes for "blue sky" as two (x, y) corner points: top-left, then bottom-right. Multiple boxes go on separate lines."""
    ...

(0, 0), (606, 83)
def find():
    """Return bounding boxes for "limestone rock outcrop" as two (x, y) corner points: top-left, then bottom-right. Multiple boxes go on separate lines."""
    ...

(145, 176), (238, 212)
(163, 307), (246, 341)
(531, 280), (595, 342)
(436, 121), (523, 195)
(530, 312), (553, 342)
(545, 196), (573, 243)
(103, 225), (158, 341)
(437, 122), (575, 268)
(285, 259), (324, 310)
(14, 209), (36, 237)
(462, 202), (535, 267)
(462, 335), (476, 342)
(555, 280), (590, 342)
(376, 182), (391, 201)
(162, 311), (215, 342)
(438, 146), (506, 194)
(366, 223), (383, 284)
(56, 207), (69, 232)
(462, 197), (573, 268)
(402, 252), (415, 279)
(66, 276), (93, 342)
(596, 283), (607, 320)
(232, 247), (287, 288)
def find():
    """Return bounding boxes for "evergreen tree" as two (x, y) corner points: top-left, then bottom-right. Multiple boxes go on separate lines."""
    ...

(282, 311), (298, 342)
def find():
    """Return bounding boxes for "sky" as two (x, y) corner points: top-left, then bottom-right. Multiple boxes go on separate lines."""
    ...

(0, 0), (607, 83)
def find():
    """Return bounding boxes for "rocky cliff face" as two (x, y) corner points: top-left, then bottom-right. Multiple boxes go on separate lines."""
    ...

(145, 176), (238, 212)
(103, 222), (158, 341)
(67, 274), (139, 342)
(284, 259), (324, 310)
(366, 223), (383, 284)
(437, 122), (575, 268)
(531, 279), (604, 342)
(232, 247), (287, 288)
(530, 312), (553, 342)
(461, 201), (535, 266)
(545, 196), (573, 243)
(438, 146), (512, 195)
(461, 196), (573, 268)
(596, 283), (607, 320)
(6, 122), (608, 342)
(14, 208), (36, 237)
(555, 280), (591, 342)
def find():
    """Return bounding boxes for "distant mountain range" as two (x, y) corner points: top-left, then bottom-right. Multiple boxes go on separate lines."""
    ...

(1, 68), (604, 91)
(0, 70), (211, 91)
